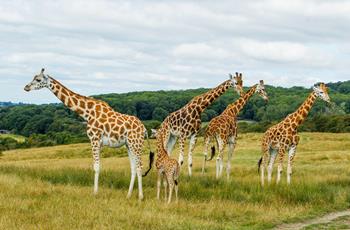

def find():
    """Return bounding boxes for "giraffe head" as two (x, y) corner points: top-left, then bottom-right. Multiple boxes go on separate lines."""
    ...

(255, 80), (269, 101)
(229, 72), (243, 96)
(24, 68), (51, 92)
(313, 83), (330, 103)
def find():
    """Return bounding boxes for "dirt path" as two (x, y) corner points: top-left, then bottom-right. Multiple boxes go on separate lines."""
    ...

(275, 209), (350, 230)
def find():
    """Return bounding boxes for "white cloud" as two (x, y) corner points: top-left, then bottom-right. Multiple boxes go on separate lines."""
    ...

(0, 0), (349, 104)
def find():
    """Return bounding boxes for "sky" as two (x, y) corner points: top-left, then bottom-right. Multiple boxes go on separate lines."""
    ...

(0, 0), (349, 104)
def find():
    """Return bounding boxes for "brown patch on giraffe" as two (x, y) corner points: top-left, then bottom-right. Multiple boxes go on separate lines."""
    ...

(61, 88), (68, 96)
(87, 102), (94, 109)
(80, 101), (86, 109)
(76, 108), (84, 115)
(60, 94), (66, 102)
(95, 105), (101, 111)
(105, 123), (110, 132)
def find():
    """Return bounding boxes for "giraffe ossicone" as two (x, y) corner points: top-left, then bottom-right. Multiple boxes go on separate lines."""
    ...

(24, 68), (154, 200)
(259, 83), (330, 186)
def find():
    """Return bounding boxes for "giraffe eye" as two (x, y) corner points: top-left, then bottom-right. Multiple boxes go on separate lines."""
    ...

(35, 79), (41, 82)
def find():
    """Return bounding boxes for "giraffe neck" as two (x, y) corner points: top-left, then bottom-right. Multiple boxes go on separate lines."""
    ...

(188, 80), (232, 114)
(223, 85), (257, 117)
(287, 91), (317, 126)
(155, 128), (169, 165)
(47, 77), (90, 121)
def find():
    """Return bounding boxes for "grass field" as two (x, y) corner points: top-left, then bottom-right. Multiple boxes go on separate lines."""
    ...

(0, 133), (349, 229)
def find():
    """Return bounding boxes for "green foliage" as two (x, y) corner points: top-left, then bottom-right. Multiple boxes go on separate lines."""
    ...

(0, 81), (349, 150)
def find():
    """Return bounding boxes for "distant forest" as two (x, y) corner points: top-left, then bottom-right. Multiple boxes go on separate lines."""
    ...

(0, 81), (349, 148)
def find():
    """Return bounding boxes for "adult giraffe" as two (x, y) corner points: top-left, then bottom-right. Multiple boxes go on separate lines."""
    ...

(202, 79), (268, 179)
(159, 73), (243, 176)
(24, 68), (153, 200)
(258, 83), (330, 186)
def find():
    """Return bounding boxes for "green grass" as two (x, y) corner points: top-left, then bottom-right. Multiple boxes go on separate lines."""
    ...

(0, 134), (26, 143)
(0, 133), (349, 229)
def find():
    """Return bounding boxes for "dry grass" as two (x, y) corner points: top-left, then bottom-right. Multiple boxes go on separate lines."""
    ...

(0, 133), (349, 229)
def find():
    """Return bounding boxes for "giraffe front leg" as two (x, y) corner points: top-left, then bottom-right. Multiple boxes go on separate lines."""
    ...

(287, 146), (296, 185)
(157, 172), (162, 200)
(91, 138), (101, 195)
(202, 137), (210, 174)
(178, 136), (186, 167)
(276, 148), (286, 184)
(188, 134), (197, 177)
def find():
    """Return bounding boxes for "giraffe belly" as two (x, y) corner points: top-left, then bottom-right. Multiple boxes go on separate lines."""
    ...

(101, 135), (125, 148)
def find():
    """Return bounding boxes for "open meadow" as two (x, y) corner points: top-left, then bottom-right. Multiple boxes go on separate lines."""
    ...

(0, 132), (349, 229)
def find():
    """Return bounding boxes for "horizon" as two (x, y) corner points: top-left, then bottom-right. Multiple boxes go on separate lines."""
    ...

(1, 1), (350, 104)
(1, 79), (348, 105)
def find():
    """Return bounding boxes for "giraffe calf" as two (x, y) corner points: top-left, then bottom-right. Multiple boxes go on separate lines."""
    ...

(156, 155), (180, 204)
(155, 128), (180, 203)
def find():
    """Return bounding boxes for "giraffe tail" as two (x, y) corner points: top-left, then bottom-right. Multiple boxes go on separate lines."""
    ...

(142, 129), (155, 177)
(206, 146), (216, 161)
(142, 151), (155, 177)
(258, 157), (263, 173)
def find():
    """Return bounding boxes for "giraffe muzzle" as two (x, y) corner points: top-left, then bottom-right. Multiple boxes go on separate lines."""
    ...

(24, 85), (31, 92)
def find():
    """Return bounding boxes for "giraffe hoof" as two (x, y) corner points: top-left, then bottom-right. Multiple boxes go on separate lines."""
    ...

(180, 161), (184, 165)
(189, 163), (192, 167)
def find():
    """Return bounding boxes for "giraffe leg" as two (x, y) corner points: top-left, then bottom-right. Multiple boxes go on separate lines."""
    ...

(188, 134), (197, 177)
(167, 179), (174, 204)
(90, 138), (101, 194)
(163, 179), (168, 202)
(260, 143), (269, 187)
(202, 136), (210, 174)
(178, 136), (186, 166)
(126, 148), (137, 199)
(226, 136), (236, 180)
(276, 148), (286, 184)
(175, 180), (179, 203)
(216, 138), (225, 179)
(166, 134), (177, 155)
(157, 171), (162, 200)
(287, 145), (296, 185)
(267, 149), (277, 185)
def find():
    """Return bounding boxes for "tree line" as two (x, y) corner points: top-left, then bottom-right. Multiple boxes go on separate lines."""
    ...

(0, 81), (349, 148)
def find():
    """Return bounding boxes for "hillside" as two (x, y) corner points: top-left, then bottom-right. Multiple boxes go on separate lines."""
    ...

(0, 81), (349, 147)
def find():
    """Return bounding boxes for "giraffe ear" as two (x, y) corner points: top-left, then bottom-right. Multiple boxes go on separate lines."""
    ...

(229, 73), (233, 80)
(260, 80), (264, 85)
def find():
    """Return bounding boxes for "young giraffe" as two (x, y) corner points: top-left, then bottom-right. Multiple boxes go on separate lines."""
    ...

(24, 68), (153, 199)
(155, 126), (180, 204)
(160, 73), (243, 176)
(202, 80), (269, 179)
(258, 83), (330, 186)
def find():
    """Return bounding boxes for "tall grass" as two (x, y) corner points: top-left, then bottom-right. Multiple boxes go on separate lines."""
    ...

(0, 133), (349, 229)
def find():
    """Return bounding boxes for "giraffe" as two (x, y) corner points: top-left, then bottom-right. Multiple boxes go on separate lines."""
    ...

(24, 68), (154, 200)
(202, 80), (268, 179)
(155, 126), (180, 204)
(159, 73), (244, 176)
(258, 83), (330, 186)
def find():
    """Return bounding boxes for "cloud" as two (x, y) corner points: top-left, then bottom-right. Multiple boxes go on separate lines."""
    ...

(0, 0), (349, 104)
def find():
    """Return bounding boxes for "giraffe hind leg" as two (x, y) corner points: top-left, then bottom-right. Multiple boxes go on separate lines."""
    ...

(126, 148), (137, 199)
